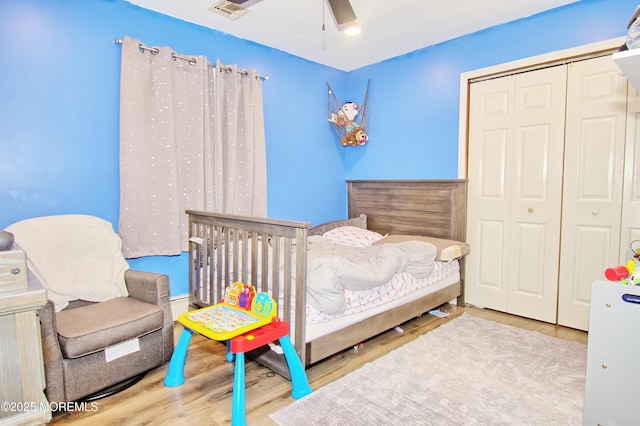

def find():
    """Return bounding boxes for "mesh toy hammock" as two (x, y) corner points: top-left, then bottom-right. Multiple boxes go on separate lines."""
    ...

(327, 79), (370, 147)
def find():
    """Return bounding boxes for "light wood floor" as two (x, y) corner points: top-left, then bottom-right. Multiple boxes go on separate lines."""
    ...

(49, 305), (587, 425)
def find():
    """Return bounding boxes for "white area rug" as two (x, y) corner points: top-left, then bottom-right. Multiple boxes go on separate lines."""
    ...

(270, 314), (586, 425)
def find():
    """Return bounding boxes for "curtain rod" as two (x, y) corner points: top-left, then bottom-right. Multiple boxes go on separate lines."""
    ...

(115, 37), (269, 81)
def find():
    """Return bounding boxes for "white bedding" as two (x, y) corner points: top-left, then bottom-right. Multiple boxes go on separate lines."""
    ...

(305, 235), (437, 314)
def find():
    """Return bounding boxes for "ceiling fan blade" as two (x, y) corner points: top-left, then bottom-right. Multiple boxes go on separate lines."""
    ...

(327, 0), (357, 25)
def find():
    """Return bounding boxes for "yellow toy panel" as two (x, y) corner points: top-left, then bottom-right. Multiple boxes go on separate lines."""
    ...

(178, 282), (276, 341)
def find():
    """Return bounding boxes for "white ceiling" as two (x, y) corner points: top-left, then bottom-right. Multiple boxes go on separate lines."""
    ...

(126, 0), (579, 71)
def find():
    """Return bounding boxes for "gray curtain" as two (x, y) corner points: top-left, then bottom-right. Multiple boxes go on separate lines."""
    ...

(118, 36), (266, 258)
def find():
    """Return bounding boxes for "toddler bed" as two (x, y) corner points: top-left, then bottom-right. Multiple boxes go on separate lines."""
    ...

(187, 179), (468, 377)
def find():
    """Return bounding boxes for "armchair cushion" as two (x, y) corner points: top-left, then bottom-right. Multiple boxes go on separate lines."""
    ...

(55, 297), (164, 358)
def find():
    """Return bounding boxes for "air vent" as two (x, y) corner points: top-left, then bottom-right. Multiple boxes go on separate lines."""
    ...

(209, 1), (249, 20)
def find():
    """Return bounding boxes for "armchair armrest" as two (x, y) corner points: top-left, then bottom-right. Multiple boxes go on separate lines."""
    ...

(29, 270), (64, 368)
(124, 270), (175, 361)
(38, 300), (66, 403)
(124, 270), (170, 307)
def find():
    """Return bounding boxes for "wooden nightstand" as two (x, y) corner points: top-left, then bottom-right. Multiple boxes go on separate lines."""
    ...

(0, 272), (51, 425)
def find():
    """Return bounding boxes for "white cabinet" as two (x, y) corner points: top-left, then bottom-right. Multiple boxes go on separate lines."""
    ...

(614, 48), (640, 92)
(583, 280), (640, 425)
(466, 54), (632, 330)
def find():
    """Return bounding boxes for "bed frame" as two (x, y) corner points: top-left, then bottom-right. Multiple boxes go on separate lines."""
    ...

(186, 179), (467, 376)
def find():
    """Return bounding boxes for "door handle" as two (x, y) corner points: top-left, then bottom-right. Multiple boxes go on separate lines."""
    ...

(622, 293), (640, 304)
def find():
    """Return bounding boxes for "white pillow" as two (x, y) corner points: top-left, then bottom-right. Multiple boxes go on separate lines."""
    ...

(322, 226), (385, 247)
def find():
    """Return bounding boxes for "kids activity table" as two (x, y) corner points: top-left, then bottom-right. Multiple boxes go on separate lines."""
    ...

(163, 283), (311, 426)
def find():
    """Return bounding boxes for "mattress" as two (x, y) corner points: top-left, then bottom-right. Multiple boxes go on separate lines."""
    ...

(305, 260), (460, 342)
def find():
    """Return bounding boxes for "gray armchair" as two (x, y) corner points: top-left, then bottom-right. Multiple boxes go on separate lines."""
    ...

(6, 215), (175, 403)
(36, 270), (174, 402)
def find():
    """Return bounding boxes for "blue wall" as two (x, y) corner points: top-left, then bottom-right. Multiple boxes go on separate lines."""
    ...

(1, 0), (635, 296)
(345, 0), (635, 179)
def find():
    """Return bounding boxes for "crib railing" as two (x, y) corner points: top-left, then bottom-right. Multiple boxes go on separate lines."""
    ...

(186, 210), (310, 363)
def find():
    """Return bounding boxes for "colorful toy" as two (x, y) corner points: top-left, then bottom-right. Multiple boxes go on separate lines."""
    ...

(605, 265), (630, 281)
(329, 101), (359, 126)
(327, 80), (370, 147)
(340, 127), (369, 147)
(178, 282), (275, 341)
(164, 282), (311, 426)
(604, 240), (640, 285)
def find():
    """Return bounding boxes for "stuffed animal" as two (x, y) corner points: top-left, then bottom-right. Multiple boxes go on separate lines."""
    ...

(328, 102), (359, 126)
(341, 127), (368, 147)
(327, 80), (371, 148)
(340, 102), (359, 121)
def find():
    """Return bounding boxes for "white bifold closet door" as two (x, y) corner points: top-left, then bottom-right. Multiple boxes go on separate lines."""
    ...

(466, 54), (628, 330)
(557, 57), (628, 330)
(466, 65), (567, 324)
(621, 86), (640, 267)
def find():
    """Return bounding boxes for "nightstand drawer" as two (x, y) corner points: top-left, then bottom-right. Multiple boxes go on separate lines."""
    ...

(0, 245), (28, 292)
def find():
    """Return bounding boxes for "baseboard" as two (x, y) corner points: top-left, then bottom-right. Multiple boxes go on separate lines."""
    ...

(169, 295), (189, 321)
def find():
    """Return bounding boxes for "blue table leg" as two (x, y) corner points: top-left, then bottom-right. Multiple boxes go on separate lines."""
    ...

(279, 335), (312, 399)
(164, 328), (193, 387)
(231, 353), (246, 426)
(226, 340), (236, 362)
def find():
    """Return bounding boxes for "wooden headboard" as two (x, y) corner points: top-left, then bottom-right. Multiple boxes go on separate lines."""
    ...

(347, 179), (468, 242)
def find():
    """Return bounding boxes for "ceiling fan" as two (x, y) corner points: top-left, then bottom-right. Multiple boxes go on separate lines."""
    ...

(325, 0), (361, 35)
(223, 0), (361, 34)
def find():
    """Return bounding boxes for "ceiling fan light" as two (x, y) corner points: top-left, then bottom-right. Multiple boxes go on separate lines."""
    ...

(343, 23), (362, 36)
(327, 0), (360, 35)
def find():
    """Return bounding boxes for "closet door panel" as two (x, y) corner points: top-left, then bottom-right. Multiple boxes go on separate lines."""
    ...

(622, 86), (640, 263)
(559, 56), (628, 330)
(510, 222), (547, 295)
(507, 67), (566, 322)
(476, 220), (506, 289)
(466, 77), (513, 310)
